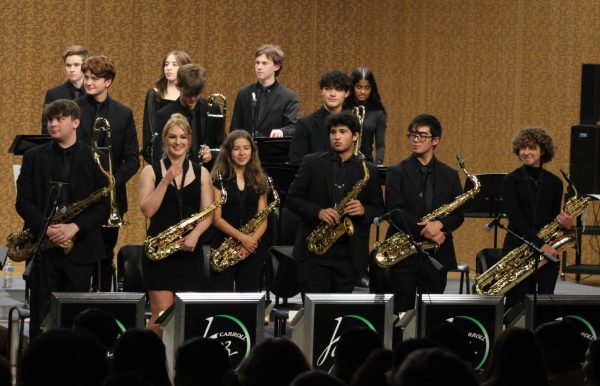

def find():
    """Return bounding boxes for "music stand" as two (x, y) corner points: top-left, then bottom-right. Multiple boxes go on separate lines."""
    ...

(255, 137), (292, 164)
(462, 173), (507, 248)
(9, 135), (51, 155)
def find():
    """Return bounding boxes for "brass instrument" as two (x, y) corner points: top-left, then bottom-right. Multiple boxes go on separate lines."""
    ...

(473, 170), (590, 295)
(207, 93), (227, 120)
(352, 106), (366, 157)
(373, 154), (480, 268)
(144, 174), (227, 261)
(7, 148), (114, 262)
(93, 117), (125, 227)
(209, 177), (280, 272)
(306, 160), (370, 255)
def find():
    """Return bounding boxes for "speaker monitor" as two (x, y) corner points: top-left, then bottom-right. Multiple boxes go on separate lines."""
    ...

(580, 64), (600, 125)
(570, 125), (600, 194)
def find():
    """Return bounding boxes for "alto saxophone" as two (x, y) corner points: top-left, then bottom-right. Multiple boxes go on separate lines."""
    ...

(306, 160), (370, 255)
(473, 171), (590, 295)
(144, 174), (227, 261)
(7, 148), (114, 262)
(373, 155), (480, 268)
(209, 177), (280, 273)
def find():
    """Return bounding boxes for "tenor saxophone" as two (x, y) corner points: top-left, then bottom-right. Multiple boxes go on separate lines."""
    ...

(144, 174), (227, 261)
(208, 177), (280, 272)
(306, 160), (370, 255)
(7, 148), (113, 262)
(373, 155), (480, 268)
(473, 171), (590, 295)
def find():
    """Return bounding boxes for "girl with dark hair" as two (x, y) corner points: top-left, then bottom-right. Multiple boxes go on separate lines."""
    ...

(344, 67), (387, 165)
(142, 50), (192, 162)
(501, 127), (573, 309)
(209, 130), (270, 292)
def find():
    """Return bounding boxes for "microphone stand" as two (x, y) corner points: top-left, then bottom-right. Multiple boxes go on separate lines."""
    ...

(387, 218), (443, 338)
(27, 183), (63, 338)
(495, 220), (558, 327)
(251, 92), (257, 139)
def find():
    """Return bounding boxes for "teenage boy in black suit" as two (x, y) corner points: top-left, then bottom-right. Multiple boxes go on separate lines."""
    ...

(382, 114), (464, 313)
(17, 99), (109, 339)
(230, 43), (299, 138)
(287, 112), (384, 294)
(154, 64), (221, 165)
(288, 70), (351, 164)
(41, 45), (90, 133)
(76, 55), (140, 291)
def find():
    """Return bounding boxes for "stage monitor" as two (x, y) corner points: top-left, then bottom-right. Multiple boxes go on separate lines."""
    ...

(161, 292), (265, 372)
(50, 292), (146, 331)
(524, 294), (600, 342)
(418, 294), (504, 371)
(291, 294), (394, 372)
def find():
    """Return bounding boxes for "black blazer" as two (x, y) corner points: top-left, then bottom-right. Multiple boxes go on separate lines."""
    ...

(41, 81), (85, 133)
(287, 152), (384, 272)
(16, 141), (109, 264)
(288, 107), (332, 165)
(76, 95), (140, 214)
(230, 82), (299, 137)
(385, 155), (464, 270)
(153, 98), (224, 164)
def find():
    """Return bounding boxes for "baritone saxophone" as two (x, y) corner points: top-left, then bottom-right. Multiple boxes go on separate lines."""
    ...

(144, 173), (227, 261)
(209, 176), (280, 272)
(373, 154), (480, 268)
(473, 170), (590, 295)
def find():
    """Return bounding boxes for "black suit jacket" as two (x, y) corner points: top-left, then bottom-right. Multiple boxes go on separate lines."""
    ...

(288, 107), (332, 164)
(287, 152), (384, 272)
(385, 155), (464, 270)
(153, 98), (224, 164)
(41, 81), (85, 133)
(16, 141), (109, 264)
(76, 95), (140, 214)
(230, 82), (299, 137)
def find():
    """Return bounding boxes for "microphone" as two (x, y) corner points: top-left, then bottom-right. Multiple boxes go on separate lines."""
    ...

(483, 215), (502, 232)
(374, 209), (401, 226)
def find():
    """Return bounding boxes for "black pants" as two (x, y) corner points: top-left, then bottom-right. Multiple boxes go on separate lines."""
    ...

(92, 227), (118, 292)
(29, 255), (95, 340)
(388, 260), (448, 313)
(297, 247), (357, 295)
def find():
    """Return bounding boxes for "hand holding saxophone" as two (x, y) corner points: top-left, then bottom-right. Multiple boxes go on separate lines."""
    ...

(556, 210), (574, 229)
(47, 222), (78, 247)
(180, 229), (201, 252)
(238, 234), (258, 253)
(318, 208), (340, 225)
(344, 199), (365, 217)
(418, 220), (444, 240)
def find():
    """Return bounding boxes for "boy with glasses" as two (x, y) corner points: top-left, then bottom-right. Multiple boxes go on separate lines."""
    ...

(378, 114), (464, 313)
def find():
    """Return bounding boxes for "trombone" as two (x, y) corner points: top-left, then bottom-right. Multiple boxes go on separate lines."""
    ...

(92, 117), (126, 227)
(352, 106), (366, 157)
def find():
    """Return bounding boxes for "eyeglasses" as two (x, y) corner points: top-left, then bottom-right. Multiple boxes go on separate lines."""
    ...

(406, 133), (433, 142)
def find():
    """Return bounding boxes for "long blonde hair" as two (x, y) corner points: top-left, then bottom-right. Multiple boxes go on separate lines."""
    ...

(211, 130), (269, 194)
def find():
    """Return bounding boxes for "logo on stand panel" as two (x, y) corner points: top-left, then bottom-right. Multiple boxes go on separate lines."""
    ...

(556, 315), (597, 341)
(446, 315), (490, 370)
(316, 315), (376, 372)
(202, 314), (251, 369)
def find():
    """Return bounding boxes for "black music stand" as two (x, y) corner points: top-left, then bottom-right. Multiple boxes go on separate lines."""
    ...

(9, 135), (51, 155)
(462, 173), (506, 248)
(255, 137), (292, 164)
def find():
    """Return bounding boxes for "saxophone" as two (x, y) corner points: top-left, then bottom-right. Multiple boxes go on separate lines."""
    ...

(208, 177), (280, 272)
(7, 148), (113, 262)
(373, 155), (480, 268)
(473, 171), (590, 295)
(144, 173), (227, 261)
(306, 160), (370, 255)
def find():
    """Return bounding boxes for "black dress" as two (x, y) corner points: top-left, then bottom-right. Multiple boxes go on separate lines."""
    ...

(209, 176), (261, 292)
(142, 161), (205, 291)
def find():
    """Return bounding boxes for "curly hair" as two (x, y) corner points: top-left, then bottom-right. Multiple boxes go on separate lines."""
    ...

(82, 55), (116, 81)
(512, 127), (555, 164)
(211, 130), (269, 195)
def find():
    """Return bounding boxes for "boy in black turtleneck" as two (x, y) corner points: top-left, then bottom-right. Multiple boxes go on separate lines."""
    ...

(502, 127), (573, 307)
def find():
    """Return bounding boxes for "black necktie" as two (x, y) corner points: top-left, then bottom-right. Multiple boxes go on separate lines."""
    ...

(421, 166), (434, 212)
(190, 110), (198, 158)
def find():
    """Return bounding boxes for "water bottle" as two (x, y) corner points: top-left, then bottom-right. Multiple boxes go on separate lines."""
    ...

(3, 259), (14, 289)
